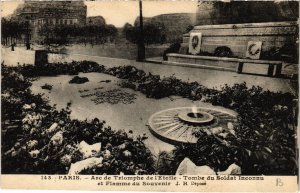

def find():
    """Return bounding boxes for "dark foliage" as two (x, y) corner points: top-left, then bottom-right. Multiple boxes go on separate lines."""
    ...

(214, 46), (233, 57)
(41, 84), (53, 90)
(123, 22), (166, 45)
(38, 23), (118, 45)
(69, 76), (89, 84)
(20, 61), (105, 77)
(163, 43), (181, 60)
(1, 65), (155, 174)
(1, 18), (29, 46)
(261, 43), (299, 63)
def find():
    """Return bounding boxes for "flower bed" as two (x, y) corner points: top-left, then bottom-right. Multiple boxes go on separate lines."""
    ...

(2, 61), (298, 175)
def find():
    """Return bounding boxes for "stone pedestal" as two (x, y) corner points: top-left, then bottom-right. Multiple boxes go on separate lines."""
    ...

(171, 21), (298, 77)
(34, 50), (48, 66)
(181, 21), (298, 59)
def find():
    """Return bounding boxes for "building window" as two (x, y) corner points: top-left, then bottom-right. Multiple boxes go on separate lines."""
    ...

(70, 19), (73, 24)
(64, 20), (67, 25)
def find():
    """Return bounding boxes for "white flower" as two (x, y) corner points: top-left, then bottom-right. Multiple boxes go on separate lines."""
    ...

(218, 132), (228, 138)
(118, 143), (127, 150)
(203, 129), (212, 136)
(227, 122), (236, 136)
(27, 140), (38, 150)
(228, 129), (236, 136)
(210, 127), (223, 135)
(18, 74), (24, 81)
(123, 150), (132, 158)
(22, 124), (31, 132)
(14, 142), (21, 149)
(227, 122), (234, 130)
(79, 141), (101, 159)
(29, 150), (40, 158)
(30, 103), (36, 109)
(60, 154), (72, 166)
(30, 127), (38, 134)
(47, 123), (58, 133)
(103, 150), (111, 159)
(34, 120), (42, 128)
(51, 131), (63, 146)
(58, 120), (65, 126)
(22, 104), (32, 110)
(22, 117), (30, 124)
(11, 150), (18, 157)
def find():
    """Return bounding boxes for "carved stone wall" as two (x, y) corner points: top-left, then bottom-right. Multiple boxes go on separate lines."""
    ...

(181, 21), (298, 61)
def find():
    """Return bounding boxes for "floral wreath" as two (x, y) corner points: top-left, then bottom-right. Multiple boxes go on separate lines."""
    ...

(248, 43), (260, 56)
(192, 36), (199, 49)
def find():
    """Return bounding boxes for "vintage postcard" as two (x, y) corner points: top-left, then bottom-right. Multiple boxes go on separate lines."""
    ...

(1, 0), (299, 192)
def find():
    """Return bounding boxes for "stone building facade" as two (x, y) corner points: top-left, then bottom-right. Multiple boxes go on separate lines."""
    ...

(11, 1), (87, 42)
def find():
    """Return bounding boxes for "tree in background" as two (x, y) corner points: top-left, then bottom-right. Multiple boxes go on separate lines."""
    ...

(143, 23), (166, 45)
(122, 23), (137, 44)
(122, 22), (166, 45)
(185, 25), (194, 33)
(1, 18), (28, 46)
(37, 22), (118, 46)
(105, 24), (118, 43)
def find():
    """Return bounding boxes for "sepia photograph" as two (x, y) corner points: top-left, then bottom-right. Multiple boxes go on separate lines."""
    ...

(1, 0), (299, 191)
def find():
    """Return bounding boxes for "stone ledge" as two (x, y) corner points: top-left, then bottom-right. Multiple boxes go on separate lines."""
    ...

(166, 53), (288, 77)
(193, 21), (298, 30)
(162, 60), (236, 72)
(167, 53), (283, 64)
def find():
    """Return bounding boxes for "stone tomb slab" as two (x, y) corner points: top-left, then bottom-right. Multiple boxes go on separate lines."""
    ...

(242, 62), (271, 75)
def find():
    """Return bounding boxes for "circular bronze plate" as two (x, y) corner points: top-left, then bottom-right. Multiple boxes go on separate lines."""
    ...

(148, 107), (237, 144)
